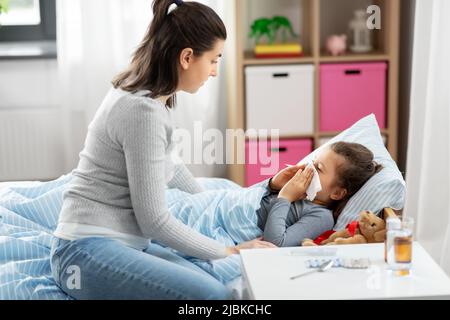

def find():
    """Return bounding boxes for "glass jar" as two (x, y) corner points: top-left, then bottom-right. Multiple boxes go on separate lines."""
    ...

(349, 9), (373, 53)
(387, 216), (414, 276)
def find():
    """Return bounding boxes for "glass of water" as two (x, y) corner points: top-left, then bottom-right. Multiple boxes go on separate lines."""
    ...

(393, 217), (414, 276)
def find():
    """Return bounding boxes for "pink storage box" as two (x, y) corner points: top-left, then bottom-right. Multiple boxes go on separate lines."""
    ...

(245, 139), (313, 187)
(320, 62), (387, 131)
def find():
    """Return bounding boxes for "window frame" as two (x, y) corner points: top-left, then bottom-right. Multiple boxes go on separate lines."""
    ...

(0, 0), (56, 42)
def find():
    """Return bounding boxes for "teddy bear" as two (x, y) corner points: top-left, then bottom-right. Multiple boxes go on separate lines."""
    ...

(302, 210), (387, 246)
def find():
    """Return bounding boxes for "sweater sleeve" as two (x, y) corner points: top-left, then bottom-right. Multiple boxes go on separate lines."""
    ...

(109, 101), (226, 260)
(167, 163), (204, 194)
(263, 199), (335, 247)
(262, 198), (292, 246)
(252, 177), (279, 194)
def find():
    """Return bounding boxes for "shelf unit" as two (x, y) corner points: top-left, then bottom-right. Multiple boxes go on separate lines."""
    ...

(227, 0), (400, 186)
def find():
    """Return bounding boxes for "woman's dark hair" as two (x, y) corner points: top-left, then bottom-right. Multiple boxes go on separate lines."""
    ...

(112, 0), (227, 108)
(329, 142), (383, 221)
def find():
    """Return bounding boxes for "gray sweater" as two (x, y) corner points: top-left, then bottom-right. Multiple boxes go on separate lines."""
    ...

(256, 180), (335, 247)
(56, 88), (227, 260)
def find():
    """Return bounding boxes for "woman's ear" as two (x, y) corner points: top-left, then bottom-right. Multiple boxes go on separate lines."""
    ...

(330, 187), (347, 201)
(179, 48), (194, 70)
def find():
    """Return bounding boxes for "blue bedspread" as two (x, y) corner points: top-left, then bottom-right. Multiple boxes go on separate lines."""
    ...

(0, 175), (266, 300)
(164, 183), (266, 284)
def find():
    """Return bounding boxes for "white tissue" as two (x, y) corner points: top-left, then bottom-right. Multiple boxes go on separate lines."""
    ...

(305, 162), (322, 201)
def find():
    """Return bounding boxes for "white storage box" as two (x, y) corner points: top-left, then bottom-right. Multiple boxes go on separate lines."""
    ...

(245, 64), (314, 136)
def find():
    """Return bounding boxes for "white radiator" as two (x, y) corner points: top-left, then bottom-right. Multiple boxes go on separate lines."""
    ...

(0, 109), (66, 181)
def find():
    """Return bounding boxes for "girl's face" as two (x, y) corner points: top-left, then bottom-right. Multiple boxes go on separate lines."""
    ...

(177, 39), (225, 94)
(313, 148), (348, 205)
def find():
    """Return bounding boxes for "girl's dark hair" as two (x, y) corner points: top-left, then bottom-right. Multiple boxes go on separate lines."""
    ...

(112, 0), (227, 108)
(329, 142), (383, 221)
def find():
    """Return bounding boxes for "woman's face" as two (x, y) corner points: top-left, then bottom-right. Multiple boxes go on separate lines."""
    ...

(313, 148), (348, 204)
(178, 39), (225, 94)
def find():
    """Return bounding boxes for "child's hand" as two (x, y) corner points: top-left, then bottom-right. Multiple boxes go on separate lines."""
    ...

(270, 163), (307, 191)
(278, 166), (314, 203)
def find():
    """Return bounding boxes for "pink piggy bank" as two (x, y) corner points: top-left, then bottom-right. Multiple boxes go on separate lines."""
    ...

(325, 34), (347, 56)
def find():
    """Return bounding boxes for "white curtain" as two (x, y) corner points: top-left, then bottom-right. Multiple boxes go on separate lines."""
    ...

(405, 0), (450, 275)
(56, 0), (230, 178)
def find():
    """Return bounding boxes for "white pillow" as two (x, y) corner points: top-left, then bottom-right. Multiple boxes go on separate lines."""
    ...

(298, 114), (406, 230)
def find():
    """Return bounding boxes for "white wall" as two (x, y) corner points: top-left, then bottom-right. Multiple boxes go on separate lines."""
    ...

(0, 60), (59, 109)
(0, 59), (66, 181)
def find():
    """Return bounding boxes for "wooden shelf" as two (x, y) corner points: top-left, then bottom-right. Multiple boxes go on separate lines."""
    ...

(245, 130), (390, 139)
(318, 129), (389, 137)
(245, 51), (389, 65)
(319, 51), (390, 63)
(228, 0), (400, 186)
(244, 51), (315, 66)
(243, 130), (389, 140)
(246, 134), (315, 140)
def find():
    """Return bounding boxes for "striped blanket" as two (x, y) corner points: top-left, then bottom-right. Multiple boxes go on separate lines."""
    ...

(0, 175), (266, 299)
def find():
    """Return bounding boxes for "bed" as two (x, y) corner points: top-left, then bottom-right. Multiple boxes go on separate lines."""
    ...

(0, 172), (401, 300)
(0, 177), (71, 300)
(0, 174), (265, 300)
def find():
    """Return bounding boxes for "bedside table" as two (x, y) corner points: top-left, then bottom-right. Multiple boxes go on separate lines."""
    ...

(240, 242), (450, 300)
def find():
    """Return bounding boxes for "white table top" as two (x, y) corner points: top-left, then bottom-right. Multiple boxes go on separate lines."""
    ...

(240, 242), (450, 300)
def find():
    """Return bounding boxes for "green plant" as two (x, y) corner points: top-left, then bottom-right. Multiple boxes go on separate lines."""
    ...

(0, 0), (9, 15)
(249, 16), (298, 45)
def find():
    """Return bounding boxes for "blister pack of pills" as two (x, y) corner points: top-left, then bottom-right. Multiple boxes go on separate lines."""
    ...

(305, 258), (371, 269)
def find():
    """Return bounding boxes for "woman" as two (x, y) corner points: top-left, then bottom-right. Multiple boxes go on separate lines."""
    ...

(50, 0), (275, 300)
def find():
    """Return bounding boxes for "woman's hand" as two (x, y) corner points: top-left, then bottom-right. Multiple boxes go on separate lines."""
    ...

(226, 237), (277, 256)
(269, 163), (307, 191)
(278, 166), (314, 203)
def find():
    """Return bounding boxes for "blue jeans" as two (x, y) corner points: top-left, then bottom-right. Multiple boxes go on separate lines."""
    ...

(50, 237), (232, 300)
